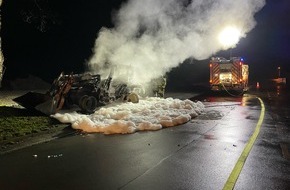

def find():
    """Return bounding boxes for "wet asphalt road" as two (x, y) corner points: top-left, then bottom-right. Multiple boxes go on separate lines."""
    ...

(1, 88), (290, 190)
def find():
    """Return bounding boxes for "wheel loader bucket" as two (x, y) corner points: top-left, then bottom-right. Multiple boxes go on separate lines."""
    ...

(34, 97), (58, 115)
(13, 91), (58, 115)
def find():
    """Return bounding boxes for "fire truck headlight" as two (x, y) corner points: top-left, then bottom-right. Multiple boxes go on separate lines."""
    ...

(219, 73), (232, 81)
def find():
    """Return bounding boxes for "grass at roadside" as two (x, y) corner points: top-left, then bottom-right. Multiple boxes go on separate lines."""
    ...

(0, 106), (68, 148)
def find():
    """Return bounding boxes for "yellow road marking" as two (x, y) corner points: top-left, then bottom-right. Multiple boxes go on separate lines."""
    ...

(223, 97), (265, 190)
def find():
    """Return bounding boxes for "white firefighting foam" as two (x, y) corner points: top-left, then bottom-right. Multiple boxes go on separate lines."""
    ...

(52, 97), (204, 135)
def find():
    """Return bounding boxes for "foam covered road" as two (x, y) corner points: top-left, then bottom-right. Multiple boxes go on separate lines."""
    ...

(0, 93), (289, 190)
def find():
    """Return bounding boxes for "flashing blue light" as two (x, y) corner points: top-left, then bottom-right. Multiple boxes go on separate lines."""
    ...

(240, 58), (244, 61)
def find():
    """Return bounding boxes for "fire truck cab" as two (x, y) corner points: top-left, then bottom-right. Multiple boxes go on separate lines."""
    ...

(209, 57), (249, 92)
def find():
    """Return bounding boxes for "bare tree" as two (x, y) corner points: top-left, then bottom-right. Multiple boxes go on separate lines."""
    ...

(20, 0), (60, 32)
(0, 0), (4, 88)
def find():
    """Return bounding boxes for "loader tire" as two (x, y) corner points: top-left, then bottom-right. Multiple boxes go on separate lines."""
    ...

(79, 95), (97, 113)
(126, 92), (139, 103)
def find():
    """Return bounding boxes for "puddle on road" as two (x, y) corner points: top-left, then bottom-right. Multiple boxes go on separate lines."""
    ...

(204, 134), (217, 140)
(197, 110), (224, 120)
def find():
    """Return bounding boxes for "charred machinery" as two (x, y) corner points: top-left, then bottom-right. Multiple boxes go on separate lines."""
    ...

(14, 72), (139, 115)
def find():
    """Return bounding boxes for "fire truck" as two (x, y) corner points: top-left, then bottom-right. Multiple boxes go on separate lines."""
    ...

(209, 57), (249, 92)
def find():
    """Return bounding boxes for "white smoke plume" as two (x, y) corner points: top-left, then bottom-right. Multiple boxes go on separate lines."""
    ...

(88, 0), (265, 86)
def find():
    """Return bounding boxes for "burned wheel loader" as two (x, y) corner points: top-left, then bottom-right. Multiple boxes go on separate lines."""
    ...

(13, 72), (139, 115)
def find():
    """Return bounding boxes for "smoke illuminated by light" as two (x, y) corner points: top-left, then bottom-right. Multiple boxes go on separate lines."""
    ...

(218, 27), (241, 48)
(88, 0), (266, 86)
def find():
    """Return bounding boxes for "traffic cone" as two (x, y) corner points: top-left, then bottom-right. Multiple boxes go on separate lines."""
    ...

(256, 82), (260, 89)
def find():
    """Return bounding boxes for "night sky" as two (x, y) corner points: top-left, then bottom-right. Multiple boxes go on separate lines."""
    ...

(1, 0), (290, 90)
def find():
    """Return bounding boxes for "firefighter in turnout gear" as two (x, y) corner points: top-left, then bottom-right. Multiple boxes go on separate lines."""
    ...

(152, 76), (167, 98)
